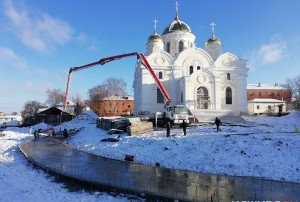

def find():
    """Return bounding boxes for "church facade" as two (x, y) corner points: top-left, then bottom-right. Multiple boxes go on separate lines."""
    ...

(133, 10), (249, 115)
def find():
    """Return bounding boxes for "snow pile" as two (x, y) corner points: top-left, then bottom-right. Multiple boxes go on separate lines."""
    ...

(66, 111), (300, 183)
(286, 111), (300, 118)
(0, 126), (140, 202)
(1, 111), (300, 201)
(242, 111), (300, 132)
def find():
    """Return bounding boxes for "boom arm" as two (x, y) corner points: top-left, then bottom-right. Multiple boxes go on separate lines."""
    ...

(99, 52), (172, 105)
(63, 60), (105, 109)
(63, 52), (172, 110)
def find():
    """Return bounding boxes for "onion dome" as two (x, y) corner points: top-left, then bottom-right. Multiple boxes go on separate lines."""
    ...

(205, 22), (222, 45)
(206, 36), (222, 45)
(162, 15), (192, 35)
(147, 33), (163, 43)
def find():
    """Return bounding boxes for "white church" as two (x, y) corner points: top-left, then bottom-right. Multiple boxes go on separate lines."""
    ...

(133, 5), (249, 116)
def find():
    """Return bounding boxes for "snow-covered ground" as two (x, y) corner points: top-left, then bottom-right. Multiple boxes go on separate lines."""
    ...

(63, 111), (300, 183)
(1, 111), (299, 201)
(0, 124), (141, 202)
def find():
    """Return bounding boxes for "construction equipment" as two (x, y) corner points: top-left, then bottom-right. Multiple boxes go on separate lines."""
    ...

(63, 52), (189, 125)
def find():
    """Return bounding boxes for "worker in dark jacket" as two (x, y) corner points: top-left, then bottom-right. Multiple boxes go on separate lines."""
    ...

(63, 129), (68, 138)
(34, 129), (39, 139)
(214, 117), (222, 132)
(165, 118), (171, 137)
(181, 120), (188, 136)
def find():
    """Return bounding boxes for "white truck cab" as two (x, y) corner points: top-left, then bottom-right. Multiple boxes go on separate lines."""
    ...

(165, 105), (189, 124)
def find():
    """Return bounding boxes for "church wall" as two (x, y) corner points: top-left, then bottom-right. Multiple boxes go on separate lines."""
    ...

(134, 13), (249, 115)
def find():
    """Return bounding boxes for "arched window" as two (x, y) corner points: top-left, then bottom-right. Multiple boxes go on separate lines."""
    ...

(158, 71), (163, 79)
(179, 41), (184, 52)
(226, 87), (232, 104)
(197, 66), (201, 70)
(189, 66), (194, 75)
(227, 73), (231, 80)
(166, 42), (170, 53)
(157, 88), (164, 103)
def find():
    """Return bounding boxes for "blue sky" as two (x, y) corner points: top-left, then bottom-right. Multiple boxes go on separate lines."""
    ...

(0, 0), (299, 114)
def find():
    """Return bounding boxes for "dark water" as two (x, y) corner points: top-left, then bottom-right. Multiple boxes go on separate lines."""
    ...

(20, 137), (300, 201)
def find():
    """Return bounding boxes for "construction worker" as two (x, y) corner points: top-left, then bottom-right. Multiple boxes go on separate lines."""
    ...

(181, 120), (188, 136)
(34, 129), (39, 139)
(214, 117), (222, 132)
(165, 118), (171, 137)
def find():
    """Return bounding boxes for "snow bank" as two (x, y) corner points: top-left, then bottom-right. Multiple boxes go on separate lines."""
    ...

(66, 112), (300, 183)
(0, 125), (140, 202)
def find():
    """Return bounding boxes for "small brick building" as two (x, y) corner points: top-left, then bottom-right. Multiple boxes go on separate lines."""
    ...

(98, 96), (134, 117)
(247, 83), (292, 114)
(247, 83), (291, 103)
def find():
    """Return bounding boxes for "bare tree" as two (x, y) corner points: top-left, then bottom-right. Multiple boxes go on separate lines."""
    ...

(87, 78), (127, 115)
(284, 75), (300, 103)
(21, 100), (44, 118)
(46, 88), (65, 107)
(101, 78), (127, 115)
(102, 78), (127, 97)
(88, 84), (107, 114)
(71, 94), (85, 116)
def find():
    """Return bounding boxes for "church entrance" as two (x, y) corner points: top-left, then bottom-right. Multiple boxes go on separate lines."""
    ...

(196, 87), (210, 109)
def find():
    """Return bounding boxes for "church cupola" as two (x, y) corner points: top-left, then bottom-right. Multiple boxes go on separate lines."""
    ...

(146, 19), (164, 55)
(161, 1), (196, 57)
(205, 22), (223, 61)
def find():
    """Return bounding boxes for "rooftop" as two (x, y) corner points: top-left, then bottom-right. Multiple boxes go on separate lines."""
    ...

(247, 83), (289, 90)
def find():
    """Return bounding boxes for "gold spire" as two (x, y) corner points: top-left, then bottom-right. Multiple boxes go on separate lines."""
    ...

(210, 22), (216, 37)
(153, 19), (158, 34)
(175, 1), (180, 20)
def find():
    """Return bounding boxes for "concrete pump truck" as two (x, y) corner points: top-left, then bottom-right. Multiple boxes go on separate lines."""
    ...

(63, 52), (189, 126)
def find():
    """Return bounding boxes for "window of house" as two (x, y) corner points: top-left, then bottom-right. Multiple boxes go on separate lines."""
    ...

(227, 73), (230, 80)
(268, 105), (271, 110)
(158, 71), (163, 79)
(128, 105), (131, 108)
(257, 105), (260, 109)
(179, 41), (184, 52)
(197, 66), (201, 70)
(226, 87), (232, 104)
(259, 92), (261, 96)
(157, 88), (164, 103)
(166, 42), (170, 53)
(189, 66), (193, 75)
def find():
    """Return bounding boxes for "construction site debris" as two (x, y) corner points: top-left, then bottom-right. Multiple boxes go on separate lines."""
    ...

(124, 154), (134, 162)
(127, 121), (153, 136)
(97, 116), (153, 136)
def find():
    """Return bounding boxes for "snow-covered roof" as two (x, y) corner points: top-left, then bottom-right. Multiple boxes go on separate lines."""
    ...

(248, 98), (286, 103)
(0, 114), (22, 120)
(36, 108), (49, 113)
(102, 95), (134, 101)
(247, 83), (289, 90)
(36, 106), (74, 115)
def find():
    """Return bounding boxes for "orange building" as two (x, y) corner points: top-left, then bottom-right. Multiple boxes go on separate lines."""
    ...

(247, 83), (292, 103)
(98, 96), (134, 117)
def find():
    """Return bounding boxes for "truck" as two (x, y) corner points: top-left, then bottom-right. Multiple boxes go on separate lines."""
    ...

(63, 52), (189, 126)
